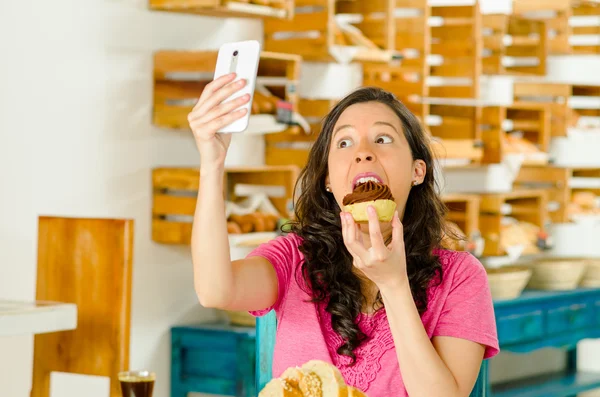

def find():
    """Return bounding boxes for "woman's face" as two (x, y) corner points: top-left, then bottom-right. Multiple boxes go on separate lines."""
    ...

(326, 102), (426, 221)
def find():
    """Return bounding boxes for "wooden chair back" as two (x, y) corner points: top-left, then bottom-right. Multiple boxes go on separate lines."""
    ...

(31, 216), (134, 397)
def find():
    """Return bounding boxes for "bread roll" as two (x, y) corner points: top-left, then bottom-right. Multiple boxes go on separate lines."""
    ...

(259, 378), (304, 397)
(227, 221), (242, 234)
(347, 386), (367, 397)
(301, 360), (348, 397)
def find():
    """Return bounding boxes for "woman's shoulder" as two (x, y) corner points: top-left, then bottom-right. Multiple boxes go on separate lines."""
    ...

(433, 248), (486, 283)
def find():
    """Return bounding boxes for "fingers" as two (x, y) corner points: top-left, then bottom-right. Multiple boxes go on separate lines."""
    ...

(204, 108), (248, 132)
(190, 93), (250, 126)
(341, 212), (368, 263)
(192, 78), (248, 119)
(391, 210), (404, 251)
(193, 72), (237, 111)
(366, 206), (387, 258)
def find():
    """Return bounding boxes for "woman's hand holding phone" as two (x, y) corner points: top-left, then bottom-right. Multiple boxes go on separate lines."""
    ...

(187, 72), (251, 171)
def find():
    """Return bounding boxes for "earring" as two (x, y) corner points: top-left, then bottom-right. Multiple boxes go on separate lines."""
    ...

(412, 181), (419, 187)
(326, 185), (332, 192)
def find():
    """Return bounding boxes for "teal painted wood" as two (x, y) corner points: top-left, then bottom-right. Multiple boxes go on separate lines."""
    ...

(255, 311), (487, 396)
(171, 324), (256, 397)
(492, 370), (600, 397)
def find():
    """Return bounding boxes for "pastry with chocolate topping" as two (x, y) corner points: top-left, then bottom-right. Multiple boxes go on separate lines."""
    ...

(342, 180), (397, 223)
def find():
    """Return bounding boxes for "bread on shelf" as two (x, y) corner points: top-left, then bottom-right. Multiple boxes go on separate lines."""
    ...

(259, 360), (367, 397)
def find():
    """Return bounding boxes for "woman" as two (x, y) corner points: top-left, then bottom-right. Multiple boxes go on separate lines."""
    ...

(189, 73), (499, 397)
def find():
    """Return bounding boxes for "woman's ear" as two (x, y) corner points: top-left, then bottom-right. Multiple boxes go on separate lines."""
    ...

(412, 159), (426, 184)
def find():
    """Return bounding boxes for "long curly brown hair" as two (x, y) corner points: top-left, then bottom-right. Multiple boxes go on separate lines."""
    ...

(289, 87), (449, 364)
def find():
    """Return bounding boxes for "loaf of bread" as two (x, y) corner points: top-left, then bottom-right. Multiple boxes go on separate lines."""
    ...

(259, 360), (367, 397)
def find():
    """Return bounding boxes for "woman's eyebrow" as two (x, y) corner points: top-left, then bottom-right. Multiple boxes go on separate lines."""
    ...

(373, 121), (399, 135)
(333, 124), (354, 138)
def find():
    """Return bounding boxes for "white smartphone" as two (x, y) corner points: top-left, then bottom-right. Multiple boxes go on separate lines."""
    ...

(213, 40), (261, 133)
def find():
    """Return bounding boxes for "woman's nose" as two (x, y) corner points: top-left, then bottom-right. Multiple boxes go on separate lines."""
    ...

(355, 142), (376, 163)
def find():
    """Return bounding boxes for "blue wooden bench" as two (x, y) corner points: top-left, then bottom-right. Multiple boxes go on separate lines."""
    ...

(256, 310), (488, 396)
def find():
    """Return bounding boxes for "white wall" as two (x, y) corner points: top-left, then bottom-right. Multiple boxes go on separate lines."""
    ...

(0, 1), (261, 396)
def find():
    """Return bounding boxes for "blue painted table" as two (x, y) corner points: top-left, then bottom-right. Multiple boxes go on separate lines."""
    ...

(170, 288), (600, 397)
(490, 288), (600, 397)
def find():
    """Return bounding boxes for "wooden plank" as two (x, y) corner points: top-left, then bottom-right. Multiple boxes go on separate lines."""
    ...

(32, 216), (133, 397)
(430, 139), (483, 161)
(153, 167), (201, 191)
(152, 219), (192, 245)
(153, 194), (197, 216)
(429, 86), (476, 98)
(513, 0), (570, 13)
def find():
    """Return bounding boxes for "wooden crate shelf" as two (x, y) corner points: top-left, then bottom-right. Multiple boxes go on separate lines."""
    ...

(478, 189), (549, 257)
(265, 98), (336, 168)
(428, 3), (482, 99)
(481, 104), (551, 165)
(513, 82), (571, 137)
(152, 165), (300, 244)
(148, 0), (294, 19)
(482, 14), (547, 75)
(570, 84), (600, 125)
(153, 50), (301, 130)
(515, 166), (600, 223)
(263, 0), (397, 62)
(571, 0), (600, 54)
(441, 194), (481, 253)
(364, 0), (430, 119)
(426, 104), (483, 164)
(513, 0), (571, 54)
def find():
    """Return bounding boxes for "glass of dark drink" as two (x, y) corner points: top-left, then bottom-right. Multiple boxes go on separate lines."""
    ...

(118, 370), (155, 397)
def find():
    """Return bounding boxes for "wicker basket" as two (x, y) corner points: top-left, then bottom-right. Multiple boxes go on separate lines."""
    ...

(527, 258), (587, 291)
(224, 310), (256, 327)
(580, 259), (600, 288)
(486, 266), (532, 300)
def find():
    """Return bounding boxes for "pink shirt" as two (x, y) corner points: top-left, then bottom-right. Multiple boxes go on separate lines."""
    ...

(248, 233), (499, 397)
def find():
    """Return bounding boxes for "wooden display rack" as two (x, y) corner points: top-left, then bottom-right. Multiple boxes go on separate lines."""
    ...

(362, 0), (430, 119)
(441, 194), (480, 240)
(426, 104), (484, 164)
(513, 82), (571, 137)
(153, 50), (301, 130)
(571, 1), (600, 54)
(481, 103), (551, 165)
(148, 0), (294, 19)
(478, 189), (549, 257)
(428, 3), (482, 99)
(515, 166), (600, 223)
(513, 0), (571, 54)
(152, 165), (300, 244)
(263, 0), (396, 62)
(265, 98), (336, 168)
(482, 14), (547, 75)
(571, 84), (600, 122)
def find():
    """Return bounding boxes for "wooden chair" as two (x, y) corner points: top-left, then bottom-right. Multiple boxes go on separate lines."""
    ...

(31, 216), (134, 397)
(256, 311), (489, 396)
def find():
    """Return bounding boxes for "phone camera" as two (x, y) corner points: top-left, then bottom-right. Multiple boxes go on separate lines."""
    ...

(233, 50), (239, 56)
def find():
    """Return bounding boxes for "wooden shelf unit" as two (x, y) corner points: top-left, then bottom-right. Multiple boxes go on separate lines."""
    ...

(152, 165), (300, 244)
(442, 194), (481, 240)
(571, 0), (600, 54)
(481, 103), (551, 165)
(263, 0), (396, 62)
(571, 84), (600, 123)
(148, 0), (294, 20)
(513, 0), (571, 54)
(428, 3), (482, 99)
(482, 14), (548, 76)
(426, 104), (484, 164)
(515, 166), (600, 223)
(265, 98), (336, 168)
(513, 82), (571, 137)
(478, 189), (549, 257)
(363, 0), (430, 119)
(153, 50), (301, 130)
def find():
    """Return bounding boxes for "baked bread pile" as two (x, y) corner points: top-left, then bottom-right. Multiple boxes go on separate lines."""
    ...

(259, 360), (368, 397)
(227, 212), (280, 234)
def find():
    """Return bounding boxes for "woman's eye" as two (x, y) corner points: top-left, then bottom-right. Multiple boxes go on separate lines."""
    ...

(376, 135), (393, 144)
(337, 139), (353, 148)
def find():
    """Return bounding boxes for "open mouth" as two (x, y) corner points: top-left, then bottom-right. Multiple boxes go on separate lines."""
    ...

(352, 173), (383, 190)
